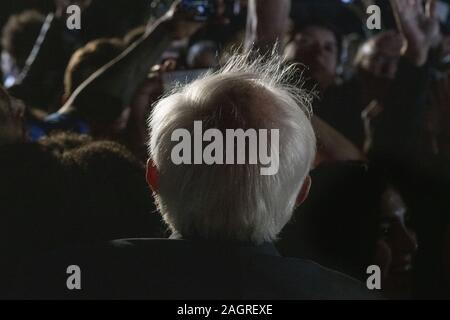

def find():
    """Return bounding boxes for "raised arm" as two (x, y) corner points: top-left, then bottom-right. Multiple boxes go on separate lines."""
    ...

(245, 0), (291, 54)
(390, 0), (440, 66)
(61, 0), (203, 112)
(370, 0), (440, 167)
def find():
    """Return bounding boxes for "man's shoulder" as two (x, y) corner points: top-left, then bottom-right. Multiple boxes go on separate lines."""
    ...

(108, 239), (381, 299)
(11, 239), (381, 299)
(251, 254), (381, 300)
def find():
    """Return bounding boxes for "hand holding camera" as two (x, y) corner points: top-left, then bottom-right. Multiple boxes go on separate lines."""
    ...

(156, 0), (237, 40)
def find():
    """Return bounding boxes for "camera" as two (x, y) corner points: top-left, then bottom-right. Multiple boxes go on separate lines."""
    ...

(181, 0), (215, 22)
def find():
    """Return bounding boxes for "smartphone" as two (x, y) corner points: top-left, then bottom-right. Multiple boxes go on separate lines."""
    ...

(181, 0), (216, 22)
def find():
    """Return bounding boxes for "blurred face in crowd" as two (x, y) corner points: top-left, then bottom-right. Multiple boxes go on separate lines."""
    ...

(284, 26), (338, 90)
(187, 42), (219, 69)
(374, 187), (417, 296)
(126, 74), (164, 161)
(356, 31), (403, 81)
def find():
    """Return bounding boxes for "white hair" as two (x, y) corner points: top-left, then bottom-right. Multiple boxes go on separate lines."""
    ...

(148, 52), (316, 244)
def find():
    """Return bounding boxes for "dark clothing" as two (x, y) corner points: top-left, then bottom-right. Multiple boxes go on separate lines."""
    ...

(369, 58), (431, 171)
(12, 239), (379, 300)
(369, 58), (450, 299)
(315, 78), (366, 148)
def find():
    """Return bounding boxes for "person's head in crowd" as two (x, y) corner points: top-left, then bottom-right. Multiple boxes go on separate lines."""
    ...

(126, 71), (164, 162)
(39, 131), (93, 157)
(62, 140), (163, 242)
(63, 38), (129, 139)
(374, 186), (418, 298)
(0, 142), (66, 296)
(186, 41), (220, 69)
(64, 38), (124, 100)
(0, 142), (66, 243)
(147, 53), (316, 244)
(1, 10), (45, 85)
(279, 162), (384, 281)
(0, 86), (24, 145)
(354, 31), (403, 99)
(284, 21), (341, 91)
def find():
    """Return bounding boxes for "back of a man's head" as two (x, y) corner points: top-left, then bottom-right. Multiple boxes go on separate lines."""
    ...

(148, 53), (316, 245)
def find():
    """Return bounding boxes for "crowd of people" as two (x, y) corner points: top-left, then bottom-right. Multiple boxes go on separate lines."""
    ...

(0, 0), (450, 299)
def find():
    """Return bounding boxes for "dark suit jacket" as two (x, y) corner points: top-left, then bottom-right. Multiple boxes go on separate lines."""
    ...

(12, 239), (379, 300)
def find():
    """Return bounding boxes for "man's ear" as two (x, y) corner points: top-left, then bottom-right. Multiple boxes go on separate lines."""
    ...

(146, 159), (159, 193)
(296, 175), (311, 207)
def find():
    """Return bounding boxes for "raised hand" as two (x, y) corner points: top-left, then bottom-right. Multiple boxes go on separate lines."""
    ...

(390, 0), (440, 66)
(245, 0), (291, 54)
